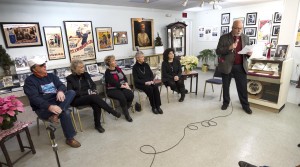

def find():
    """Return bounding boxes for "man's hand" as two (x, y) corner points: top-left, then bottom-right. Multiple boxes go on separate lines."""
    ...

(174, 76), (179, 81)
(229, 42), (238, 51)
(247, 51), (253, 57)
(56, 91), (65, 102)
(48, 105), (62, 114)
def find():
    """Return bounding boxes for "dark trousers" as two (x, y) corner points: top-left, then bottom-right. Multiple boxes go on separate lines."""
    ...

(107, 89), (134, 114)
(72, 94), (114, 127)
(221, 64), (249, 108)
(164, 78), (185, 94)
(35, 90), (76, 140)
(136, 84), (161, 108)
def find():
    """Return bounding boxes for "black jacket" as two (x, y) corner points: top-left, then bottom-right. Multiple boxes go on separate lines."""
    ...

(66, 72), (96, 97)
(161, 58), (182, 83)
(132, 62), (154, 87)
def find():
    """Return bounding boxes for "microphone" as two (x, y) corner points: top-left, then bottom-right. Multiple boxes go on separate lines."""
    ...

(232, 37), (239, 52)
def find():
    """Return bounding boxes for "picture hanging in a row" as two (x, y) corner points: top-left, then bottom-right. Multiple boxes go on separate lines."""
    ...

(131, 18), (154, 51)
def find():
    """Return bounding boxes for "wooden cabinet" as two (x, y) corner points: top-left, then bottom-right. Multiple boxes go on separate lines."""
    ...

(247, 58), (293, 112)
(167, 22), (187, 56)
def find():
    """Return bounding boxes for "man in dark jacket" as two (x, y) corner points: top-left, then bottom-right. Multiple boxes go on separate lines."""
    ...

(24, 57), (81, 148)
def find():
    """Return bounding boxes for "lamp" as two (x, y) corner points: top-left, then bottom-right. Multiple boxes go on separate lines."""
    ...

(182, 0), (188, 7)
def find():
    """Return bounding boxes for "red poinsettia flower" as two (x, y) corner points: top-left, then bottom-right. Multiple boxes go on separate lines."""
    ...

(0, 95), (24, 124)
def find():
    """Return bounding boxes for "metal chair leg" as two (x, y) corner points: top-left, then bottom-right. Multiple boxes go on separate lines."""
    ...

(167, 87), (170, 103)
(211, 84), (214, 92)
(37, 117), (40, 136)
(70, 112), (78, 133)
(74, 108), (83, 132)
(137, 91), (143, 111)
(203, 82), (207, 98)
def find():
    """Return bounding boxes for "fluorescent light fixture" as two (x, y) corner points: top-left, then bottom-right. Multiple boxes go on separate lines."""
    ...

(182, 0), (188, 7)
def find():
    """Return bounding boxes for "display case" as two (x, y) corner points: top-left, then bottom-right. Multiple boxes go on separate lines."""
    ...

(247, 58), (293, 112)
(167, 22), (187, 56)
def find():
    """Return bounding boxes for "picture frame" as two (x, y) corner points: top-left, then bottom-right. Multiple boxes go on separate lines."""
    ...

(43, 26), (66, 60)
(14, 56), (29, 72)
(270, 38), (277, 49)
(63, 21), (96, 61)
(95, 27), (114, 51)
(220, 26), (229, 35)
(273, 12), (282, 23)
(258, 20), (271, 41)
(17, 73), (31, 86)
(246, 12), (257, 25)
(295, 21), (300, 47)
(86, 63), (99, 75)
(272, 25), (280, 36)
(274, 45), (289, 58)
(249, 38), (256, 45)
(0, 22), (43, 48)
(113, 31), (128, 45)
(233, 17), (245, 25)
(131, 18), (154, 50)
(221, 13), (230, 25)
(244, 27), (257, 37)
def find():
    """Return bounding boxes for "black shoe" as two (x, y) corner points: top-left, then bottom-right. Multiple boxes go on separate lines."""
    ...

(238, 161), (257, 167)
(243, 107), (252, 114)
(152, 108), (159, 114)
(125, 115), (133, 122)
(95, 125), (105, 133)
(179, 93), (185, 102)
(111, 110), (121, 118)
(157, 107), (163, 114)
(185, 89), (188, 94)
(221, 104), (228, 110)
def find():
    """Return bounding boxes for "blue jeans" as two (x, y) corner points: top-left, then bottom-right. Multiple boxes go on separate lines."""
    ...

(35, 90), (76, 139)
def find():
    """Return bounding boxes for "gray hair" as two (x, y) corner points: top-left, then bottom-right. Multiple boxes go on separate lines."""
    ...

(70, 59), (84, 74)
(135, 51), (144, 59)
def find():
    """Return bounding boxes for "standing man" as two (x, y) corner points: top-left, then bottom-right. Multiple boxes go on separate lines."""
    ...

(216, 20), (253, 114)
(24, 57), (81, 148)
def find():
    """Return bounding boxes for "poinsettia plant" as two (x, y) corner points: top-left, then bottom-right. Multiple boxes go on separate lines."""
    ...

(180, 55), (199, 71)
(0, 95), (24, 124)
(265, 42), (274, 50)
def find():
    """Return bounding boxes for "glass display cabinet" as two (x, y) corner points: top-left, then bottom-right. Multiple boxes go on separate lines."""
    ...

(167, 22), (187, 56)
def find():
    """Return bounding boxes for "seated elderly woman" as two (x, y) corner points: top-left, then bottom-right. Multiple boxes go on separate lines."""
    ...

(161, 48), (187, 102)
(104, 55), (134, 122)
(132, 51), (163, 114)
(66, 59), (121, 133)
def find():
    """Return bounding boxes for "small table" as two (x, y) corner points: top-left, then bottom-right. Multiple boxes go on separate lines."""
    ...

(0, 121), (36, 167)
(182, 71), (199, 95)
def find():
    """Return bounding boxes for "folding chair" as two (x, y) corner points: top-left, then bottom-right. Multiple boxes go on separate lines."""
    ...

(203, 67), (223, 101)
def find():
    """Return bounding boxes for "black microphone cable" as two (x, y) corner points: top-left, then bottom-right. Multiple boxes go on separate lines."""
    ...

(140, 101), (234, 167)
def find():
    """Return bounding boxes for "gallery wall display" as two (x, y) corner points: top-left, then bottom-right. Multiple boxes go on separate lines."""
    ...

(131, 18), (154, 51)
(0, 22), (43, 48)
(273, 12), (282, 23)
(246, 12), (257, 25)
(43, 26), (66, 60)
(274, 45), (288, 58)
(221, 13), (230, 25)
(272, 25), (280, 36)
(63, 21), (96, 61)
(244, 27), (257, 37)
(220, 26), (229, 35)
(258, 20), (271, 41)
(113, 31), (128, 45)
(270, 38), (277, 49)
(95, 27), (114, 51)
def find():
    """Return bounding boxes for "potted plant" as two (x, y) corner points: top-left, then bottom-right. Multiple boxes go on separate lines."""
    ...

(154, 33), (164, 54)
(0, 45), (14, 76)
(197, 49), (216, 72)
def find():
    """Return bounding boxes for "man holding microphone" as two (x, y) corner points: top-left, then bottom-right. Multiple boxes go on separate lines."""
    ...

(216, 20), (253, 114)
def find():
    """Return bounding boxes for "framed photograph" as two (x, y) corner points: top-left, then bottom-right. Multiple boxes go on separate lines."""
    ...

(233, 17), (245, 25)
(63, 21), (96, 61)
(244, 27), (257, 37)
(131, 18), (154, 50)
(273, 12), (282, 23)
(43, 26), (66, 60)
(221, 13), (230, 25)
(246, 12), (257, 25)
(113, 31), (128, 45)
(0, 22), (43, 48)
(270, 38), (277, 49)
(220, 26), (229, 35)
(249, 38), (256, 45)
(18, 73), (31, 86)
(274, 45), (288, 58)
(86, 64), (99, 75)
(272, 25), (280, 36)
(14, 56), (29, 72)
(95, 27), (114, 51)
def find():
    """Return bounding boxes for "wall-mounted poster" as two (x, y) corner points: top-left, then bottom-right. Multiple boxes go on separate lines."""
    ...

(63, 21), (96, 61)
(246, 12), (257, 25)
(0, 22), (43, 48)
(131, 18), (154, 50)
(221, 13), (230, 25)
(220, 26), (229, 36)
(113, 31), (128, 45)
(14, 56), (29, 72)
(274, 45), (288, 58)
(273, 12), (282, 23)
(258, 20), (271, 41)
(95, 27), (113, 51)
(244, 27), (257, 37)
(43, 26), (66, 60)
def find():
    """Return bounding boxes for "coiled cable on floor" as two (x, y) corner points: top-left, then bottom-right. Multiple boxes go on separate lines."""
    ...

(140, 102), (234, 167)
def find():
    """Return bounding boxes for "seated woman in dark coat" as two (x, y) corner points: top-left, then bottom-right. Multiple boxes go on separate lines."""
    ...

(104, 55), (134, 122)
(66, 59), (121, 133)
(132, 51), (163, 114)
(161, 48), (187, 102)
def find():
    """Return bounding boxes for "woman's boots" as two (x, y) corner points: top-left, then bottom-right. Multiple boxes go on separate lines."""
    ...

(122, 106), (133, 122)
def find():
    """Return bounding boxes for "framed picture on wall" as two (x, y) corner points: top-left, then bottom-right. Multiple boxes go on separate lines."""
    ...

(246, 12), (257, 25)
(244, 27), (257, 37)
(131, 18), (154, 51)
(295, 21), (300, 47)
(274, 45), (289, 58)
(63, 21), (96, 61)
(95, 27), (114, 51)
(43, 26), (66, 60)
(221, 13), (230, 25)
(273, 12), (282, 23)
(233, 17), (245, 25)
(220, 26), (229, 35)
(0, 22), (43, 48)
(113, 31), (128, 45)
(270, 38), (277, 49)
(249, 38), (256, 45)
(272, 25), (280, 36)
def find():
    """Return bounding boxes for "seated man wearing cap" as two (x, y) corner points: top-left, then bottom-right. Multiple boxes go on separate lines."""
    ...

(23, 57), (81, 148)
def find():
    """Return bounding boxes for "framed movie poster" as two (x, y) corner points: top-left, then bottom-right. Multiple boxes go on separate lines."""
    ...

(221, 13), (230, 25)
(220, 26), (229, 35)
(244, 27), (257, 37)
(63, 21), (96, 61)
(274, 45), (288, 58)
(246, 12), (257, 25)
(113, 31), (128, 45)
(95, 27), (114, 51)
(131, 18), (154, 50)
(273, 12), (282, 23)
(0, 22), (43, 48)
(43, 26), (66, 60)
(272, 25), (280, 36)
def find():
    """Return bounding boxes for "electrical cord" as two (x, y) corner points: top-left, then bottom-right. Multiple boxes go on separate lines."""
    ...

(140, 101), (234, 167)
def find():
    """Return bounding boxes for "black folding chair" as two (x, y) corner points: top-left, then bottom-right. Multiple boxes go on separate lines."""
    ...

(203, 67), (223, 101)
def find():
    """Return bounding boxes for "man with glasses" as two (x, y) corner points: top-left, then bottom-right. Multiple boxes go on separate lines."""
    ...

(24, 57), (81, 148)
(216, 20), (253, 114)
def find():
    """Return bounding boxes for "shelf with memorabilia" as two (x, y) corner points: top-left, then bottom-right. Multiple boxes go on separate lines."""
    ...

(247, 58), (293, 112)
